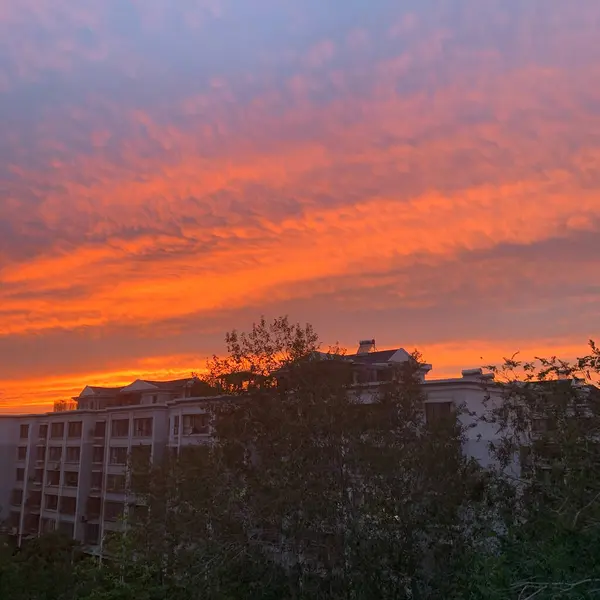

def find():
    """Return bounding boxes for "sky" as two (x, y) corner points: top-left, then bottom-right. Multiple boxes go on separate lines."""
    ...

(0, 0), (599, 412)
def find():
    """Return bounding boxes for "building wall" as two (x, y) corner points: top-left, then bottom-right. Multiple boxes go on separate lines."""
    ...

(424, 379), (498, 466)
(0, 417), (20, 527)
(1, 373), (507, 549)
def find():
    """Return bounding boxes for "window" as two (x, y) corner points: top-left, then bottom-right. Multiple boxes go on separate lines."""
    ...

(93, 421), (106, 437)
(8, 511), (20, 528)
(60, 496), (76, 515)
(532, 417), (555, 433)
(92, 446), (105, 463)
(129, 504), (148, 525)
(38, 424), (48, 439)
(151, 394), (158, 404)
(356, 369), (376, 384)
(47, 470), (60, 486)
(42, 518), (56, 532)
(85, 523), (100, 545)
(10, 489), (23, 505)
(45, 494), (58, 510)
(109, 447), (128, 465)
(106, 474), (125, 492)
(86, 496), (101, 518)
(519, 445), (533, 476)
(376, 369), (394, 382)
(65, 446), (81, 463)
(48, 446), (62, 461)
(173, 415), (179, 436)
(64, 471), (79, 487)
(131, 445), (151, 466)
(67, 421), (82, 439)
(17, 446), (27, 461)
(27, 491), (41, 509)
(182, 413), (210, 435)
(104, 501), (124, 522)
(90, 471), (103, 490)
(50, 422), (65, 439)
(58, 521), (74, 537)
(33, 468), (44, 484)
(179, 445), (208, 462)
(133, 417), (153, 437)
(16, 468), (25, 482)
(111, 419), (129, 437)
(20, 424), (29, 439)
(425, 402), (453, 424)
(36, 446), (46, 462)
(24, 514), (40, 534)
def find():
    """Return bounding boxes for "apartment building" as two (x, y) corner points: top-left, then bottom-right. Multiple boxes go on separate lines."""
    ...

(4, 378), (219, 551)
(1, 343), (504, 551)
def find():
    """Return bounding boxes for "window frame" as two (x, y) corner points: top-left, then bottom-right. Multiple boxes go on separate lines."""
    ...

(50, 422), (65, 439)
(182, 413), (210, 435)
(109, 446), (128, 465)
(133, 417), (153, 438)
(65, 446), (81, 464)
(111, 419), (130, 438)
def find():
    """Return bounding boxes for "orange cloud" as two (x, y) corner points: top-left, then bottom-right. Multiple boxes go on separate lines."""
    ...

(0, 354), (206, 413)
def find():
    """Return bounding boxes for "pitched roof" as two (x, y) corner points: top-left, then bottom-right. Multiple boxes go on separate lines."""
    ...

(79, 385), (122, 397)
(348, 349), (398, 364)
(142, 378), (195, 390)
(346, 348), (412, 365)
(77, 378), (195, 398)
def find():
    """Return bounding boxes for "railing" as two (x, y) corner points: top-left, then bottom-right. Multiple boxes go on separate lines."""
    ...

(53, 400), (78, 412)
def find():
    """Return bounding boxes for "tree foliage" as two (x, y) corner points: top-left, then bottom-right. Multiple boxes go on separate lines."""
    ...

(121, 317), (489, 599)
(464, 340), (600, 599)
(2, 320), (599, 600)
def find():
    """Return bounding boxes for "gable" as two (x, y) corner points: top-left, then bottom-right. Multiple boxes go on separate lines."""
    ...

(79, 386), (97, 398)
(120, 379), (159, 393)
(388, 349), (412, 363)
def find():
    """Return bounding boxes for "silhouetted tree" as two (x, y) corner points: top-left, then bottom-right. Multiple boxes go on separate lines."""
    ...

(460, 340), (600, 599)
(124, 316), (489, 599)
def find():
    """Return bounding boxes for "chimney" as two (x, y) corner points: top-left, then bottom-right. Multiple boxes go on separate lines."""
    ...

(357, 339), (376, 355)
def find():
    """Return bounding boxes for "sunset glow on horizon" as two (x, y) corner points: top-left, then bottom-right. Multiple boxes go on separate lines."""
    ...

(1, 1), (599, 412)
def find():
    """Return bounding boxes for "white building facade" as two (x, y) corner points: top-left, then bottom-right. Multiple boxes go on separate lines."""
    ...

(1, 345), (502, 552)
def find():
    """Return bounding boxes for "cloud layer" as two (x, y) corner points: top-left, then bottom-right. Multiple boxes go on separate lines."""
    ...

(1, 0), (599, 410)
